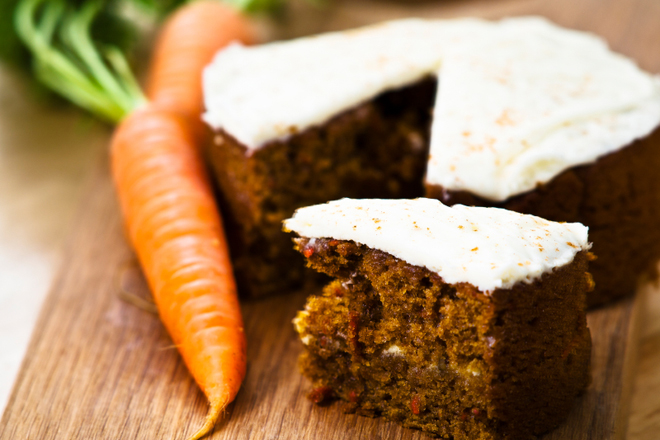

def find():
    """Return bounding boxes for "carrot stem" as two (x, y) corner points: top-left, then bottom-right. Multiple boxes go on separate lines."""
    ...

(104, 46), (146, 107)
(63, 1), (143, 114)
(36, 0), (62, 42)
(15, 0), (145, 122)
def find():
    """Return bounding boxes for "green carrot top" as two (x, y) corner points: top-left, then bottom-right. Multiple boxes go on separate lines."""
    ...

(10, 0), (298, 123)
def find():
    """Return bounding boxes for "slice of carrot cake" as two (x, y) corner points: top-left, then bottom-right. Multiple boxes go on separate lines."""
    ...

(284, 198), (593, 439)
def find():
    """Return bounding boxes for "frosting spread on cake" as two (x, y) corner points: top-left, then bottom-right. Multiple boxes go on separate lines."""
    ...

(203, 17), (660, 201)
(426, 19), (660, 200)
(202, 18), (486, 148)
(283, 198), (590, 292)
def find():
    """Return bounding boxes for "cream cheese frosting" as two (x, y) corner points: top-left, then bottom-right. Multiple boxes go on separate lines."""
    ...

(202, 17), (660, 201)
(426, 18), (660, 200)
(202, 18), (487, 148)
(283, 198), (590, 293)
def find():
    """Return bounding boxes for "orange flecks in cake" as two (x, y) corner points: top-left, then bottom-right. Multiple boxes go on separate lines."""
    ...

(411, 394), (421, 415)
(585, 272), (596, 291)
(495, 109), (515, 126)
(462, 131), (471, 137)
(308, 386), (334, 404)
(348, 310), (360, 356)
(471, 247), (479, 252)
(567, 242), (577, 248)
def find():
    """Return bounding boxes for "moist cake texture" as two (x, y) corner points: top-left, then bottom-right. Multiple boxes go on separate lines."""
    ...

(206, 80), (436, 297)
(285, 199), (594, 439)
(203, 17), (660, 302)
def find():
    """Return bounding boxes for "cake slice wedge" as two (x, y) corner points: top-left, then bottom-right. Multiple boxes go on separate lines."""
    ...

(284, 198), (593, 440)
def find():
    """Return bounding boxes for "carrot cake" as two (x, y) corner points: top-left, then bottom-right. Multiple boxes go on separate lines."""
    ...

(284, 198), (593, 439)
(202, 17), (660, 304)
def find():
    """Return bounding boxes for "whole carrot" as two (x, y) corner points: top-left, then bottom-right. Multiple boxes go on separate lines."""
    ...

(120, 2), (257, 438)
(16, 1), (258, 439)
(138, 5), (256, 437)
(119, 3), (257, 437)
(111, 106), (246, 440)
(14, 0), (273, 435)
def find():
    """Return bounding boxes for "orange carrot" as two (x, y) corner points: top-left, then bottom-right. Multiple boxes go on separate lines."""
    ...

(147, 0), (256, 125)
(111, 106), (246, 440)
(118, 3), (256, 438)
(19, 1), (257, 438)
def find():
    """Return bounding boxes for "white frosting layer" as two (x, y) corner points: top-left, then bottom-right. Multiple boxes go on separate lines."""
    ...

(283, 198), (590, 292)
(427, 18), (660, 200)
(203, 17), (660, 201)
(203, 18), (488, 148)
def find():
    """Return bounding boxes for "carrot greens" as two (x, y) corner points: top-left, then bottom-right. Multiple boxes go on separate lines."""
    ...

(8, 0), (303, 122)
(14, 0), (144, 122)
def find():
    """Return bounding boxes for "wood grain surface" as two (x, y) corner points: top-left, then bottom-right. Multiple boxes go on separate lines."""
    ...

(1, 0), (659, 438)
(0, 153), (640, 440)
(0, 156), (647, 440)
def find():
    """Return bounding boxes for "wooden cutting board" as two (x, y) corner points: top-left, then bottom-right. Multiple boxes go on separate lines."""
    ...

(1, 0), (658, 438)
(0, 156), (648, 440)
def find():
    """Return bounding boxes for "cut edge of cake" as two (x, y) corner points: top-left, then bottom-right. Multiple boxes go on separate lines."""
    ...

(285, 199), (594, 439)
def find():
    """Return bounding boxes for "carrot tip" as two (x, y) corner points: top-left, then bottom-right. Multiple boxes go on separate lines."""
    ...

(186, 398), (227, 440)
